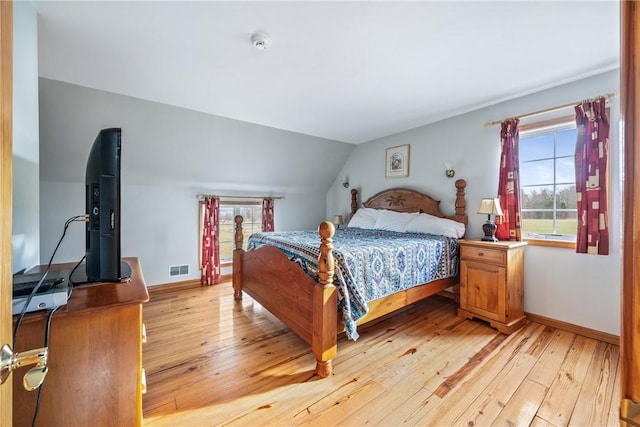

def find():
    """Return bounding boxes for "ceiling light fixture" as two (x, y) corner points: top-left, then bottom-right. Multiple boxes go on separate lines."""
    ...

(251, 32), (271, 50)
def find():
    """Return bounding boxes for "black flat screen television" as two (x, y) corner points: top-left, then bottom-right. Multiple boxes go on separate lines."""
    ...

(71, 127), (130, 284)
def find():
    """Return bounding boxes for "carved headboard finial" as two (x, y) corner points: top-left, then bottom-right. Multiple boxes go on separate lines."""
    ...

(350, 189), (358, 217)
(454, 179), (467, 224)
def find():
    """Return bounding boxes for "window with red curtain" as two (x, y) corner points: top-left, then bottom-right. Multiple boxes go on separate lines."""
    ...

(574, 98), (609, 255)
(495, 119), (522, 241)
(262, 198), (275, 232)
(519, 116), (578, 246)
(201, 196), (221, 285)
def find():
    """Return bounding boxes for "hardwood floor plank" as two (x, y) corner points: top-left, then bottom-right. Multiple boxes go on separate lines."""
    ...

(141, 281), (620, 427)
(530, 415), (557, 427)
(492, 378), (548, 427)
(526, 329), (577, 387)
(525, 326), (556, 358)
(536, 335), (599, 427)
(606, 356), (622, 427)
(394, 322), (546, 425)
(433, 332), (509, 398)
(318, 321), (497, 426)
(295, 380), (387, 426)
(568, 342), (620, 427)
(450, 351), (538, 426)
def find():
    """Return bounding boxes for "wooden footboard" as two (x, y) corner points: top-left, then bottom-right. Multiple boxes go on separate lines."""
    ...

(233, 217), (338, 377)
(232, 180), (467, 378)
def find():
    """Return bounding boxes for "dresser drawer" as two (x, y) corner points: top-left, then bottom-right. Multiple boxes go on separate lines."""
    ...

(461, 245), (505, 264)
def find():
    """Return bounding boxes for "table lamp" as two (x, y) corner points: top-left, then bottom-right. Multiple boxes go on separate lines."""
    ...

(333, 215), (344, 229)
(477, 198), (503, 242)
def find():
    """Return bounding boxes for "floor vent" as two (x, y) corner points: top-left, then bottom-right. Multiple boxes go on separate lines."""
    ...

(169, 264), (189, 277)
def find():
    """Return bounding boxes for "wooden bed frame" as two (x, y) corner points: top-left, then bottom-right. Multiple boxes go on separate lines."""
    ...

(232, 179), (467, 377)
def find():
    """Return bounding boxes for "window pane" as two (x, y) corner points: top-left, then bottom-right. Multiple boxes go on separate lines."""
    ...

(554, 156), (574, 184)
(521, 159), (554, 186)
(555, 184), (577, 211)
(556, 129), (577, 157)
(219, 207), (234, 258)
(219, 207), (234, 261)
(521, 185), (554, 212)
(239, 206), (261, 249)
(553, 209), (577, 236)
(239, 207), (254, 221)
(219, 206), (234, 222)
(522, 217), (555, 234)
(520, 133), (554, 162)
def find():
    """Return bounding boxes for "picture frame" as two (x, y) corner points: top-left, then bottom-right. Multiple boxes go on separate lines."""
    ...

(385, 144), (410, 178)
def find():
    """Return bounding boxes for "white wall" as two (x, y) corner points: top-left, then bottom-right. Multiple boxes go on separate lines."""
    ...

(38, 79), (354, 286)
(327, 70), (621, 335)
(12, 1), (40, 274)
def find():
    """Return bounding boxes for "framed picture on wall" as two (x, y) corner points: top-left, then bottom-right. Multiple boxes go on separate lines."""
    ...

(385, 144), (410, 178)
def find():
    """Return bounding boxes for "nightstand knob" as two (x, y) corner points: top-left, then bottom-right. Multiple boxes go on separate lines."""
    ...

(478, 252), (484, 256)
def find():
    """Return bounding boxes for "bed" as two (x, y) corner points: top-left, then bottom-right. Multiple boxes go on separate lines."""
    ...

(232, 179), (467, 377)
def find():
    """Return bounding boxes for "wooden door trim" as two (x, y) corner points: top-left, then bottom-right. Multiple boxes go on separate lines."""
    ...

(621, 1), (640, 424)
(0, 1), (13, 425)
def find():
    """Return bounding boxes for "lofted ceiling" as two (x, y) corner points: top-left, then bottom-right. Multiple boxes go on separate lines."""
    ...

(33, 1), (620, 144)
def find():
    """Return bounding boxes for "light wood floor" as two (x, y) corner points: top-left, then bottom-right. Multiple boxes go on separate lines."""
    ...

(142, 281), (620, 426)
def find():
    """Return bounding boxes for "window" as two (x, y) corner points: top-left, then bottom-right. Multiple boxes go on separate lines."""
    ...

(199, 202), (262, 265)
(519, 117), (577, 243)
(218, 204), (262, 261)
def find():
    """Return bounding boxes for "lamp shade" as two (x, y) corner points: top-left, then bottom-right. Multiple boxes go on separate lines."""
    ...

(477, 198), (504, 216)
(333, 215), (344, 225)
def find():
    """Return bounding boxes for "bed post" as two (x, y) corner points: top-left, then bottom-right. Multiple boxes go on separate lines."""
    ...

(454, 179), (468, 224)
(233, 215), (244, 300)
(313, 221), (338, 377)
(350, 189), (358, 218)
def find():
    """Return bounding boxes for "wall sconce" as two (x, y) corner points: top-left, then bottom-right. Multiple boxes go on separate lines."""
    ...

(342, 177), (349, 188)
(477, 198), (503, 242)
(333, 215), (344, 229)
(444, 162), (455, 178)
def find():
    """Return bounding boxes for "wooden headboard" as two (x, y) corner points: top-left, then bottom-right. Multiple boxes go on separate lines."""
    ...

(350, 179), (467, 224)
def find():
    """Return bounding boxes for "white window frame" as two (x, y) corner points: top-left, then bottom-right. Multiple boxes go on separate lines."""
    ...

(519, 115), (577, 249)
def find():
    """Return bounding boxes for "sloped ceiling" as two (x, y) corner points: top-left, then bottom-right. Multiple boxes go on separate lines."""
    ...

(34, 1), (619, 144)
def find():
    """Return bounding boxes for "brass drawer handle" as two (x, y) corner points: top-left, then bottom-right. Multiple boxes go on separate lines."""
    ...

(141, 368), (147, 395)
(142, 323), (147, 344)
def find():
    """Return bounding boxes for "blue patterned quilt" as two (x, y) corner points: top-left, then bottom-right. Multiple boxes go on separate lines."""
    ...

(247, 228), (459, 340)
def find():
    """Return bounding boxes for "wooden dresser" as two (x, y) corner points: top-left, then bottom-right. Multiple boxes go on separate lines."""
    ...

(457, 239), (527, 334)
(12, 257), (149, 427)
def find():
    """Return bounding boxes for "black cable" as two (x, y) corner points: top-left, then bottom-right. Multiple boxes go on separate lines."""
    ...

(13, 215), (86, 346)
(30, 306), (58, 427)
(66, 255), (86, 301)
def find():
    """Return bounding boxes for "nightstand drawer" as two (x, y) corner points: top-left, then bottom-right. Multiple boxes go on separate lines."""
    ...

(460, 245), (505, 264)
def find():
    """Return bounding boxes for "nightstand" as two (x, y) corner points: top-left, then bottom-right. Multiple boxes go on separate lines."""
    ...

(457, 239), (527, 334)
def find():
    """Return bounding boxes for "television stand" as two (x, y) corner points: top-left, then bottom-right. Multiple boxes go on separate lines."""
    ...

(12, 257), (148, 427)
(70, 260), (132, 286)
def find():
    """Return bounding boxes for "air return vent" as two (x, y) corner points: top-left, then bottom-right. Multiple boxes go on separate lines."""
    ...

(169, 264), (189, 277)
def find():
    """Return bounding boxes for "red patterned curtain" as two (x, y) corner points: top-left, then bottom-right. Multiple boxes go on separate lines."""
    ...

(495, 119), (522, 241)
(575, 98), (609, 255)
(262, 198), (275, 232)
(201, 196), (221, 285)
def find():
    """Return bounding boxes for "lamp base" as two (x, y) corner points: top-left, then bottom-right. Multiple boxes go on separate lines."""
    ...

(481, 221), (498, 242)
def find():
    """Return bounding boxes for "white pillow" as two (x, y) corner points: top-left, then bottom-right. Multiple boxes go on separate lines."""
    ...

(347, 208), (380, 229)
(372, 210), (419, 232)
(405, 213), (466, 238)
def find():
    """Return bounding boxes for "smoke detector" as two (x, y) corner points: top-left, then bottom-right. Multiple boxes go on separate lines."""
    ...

(251, 32), (271, 50)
